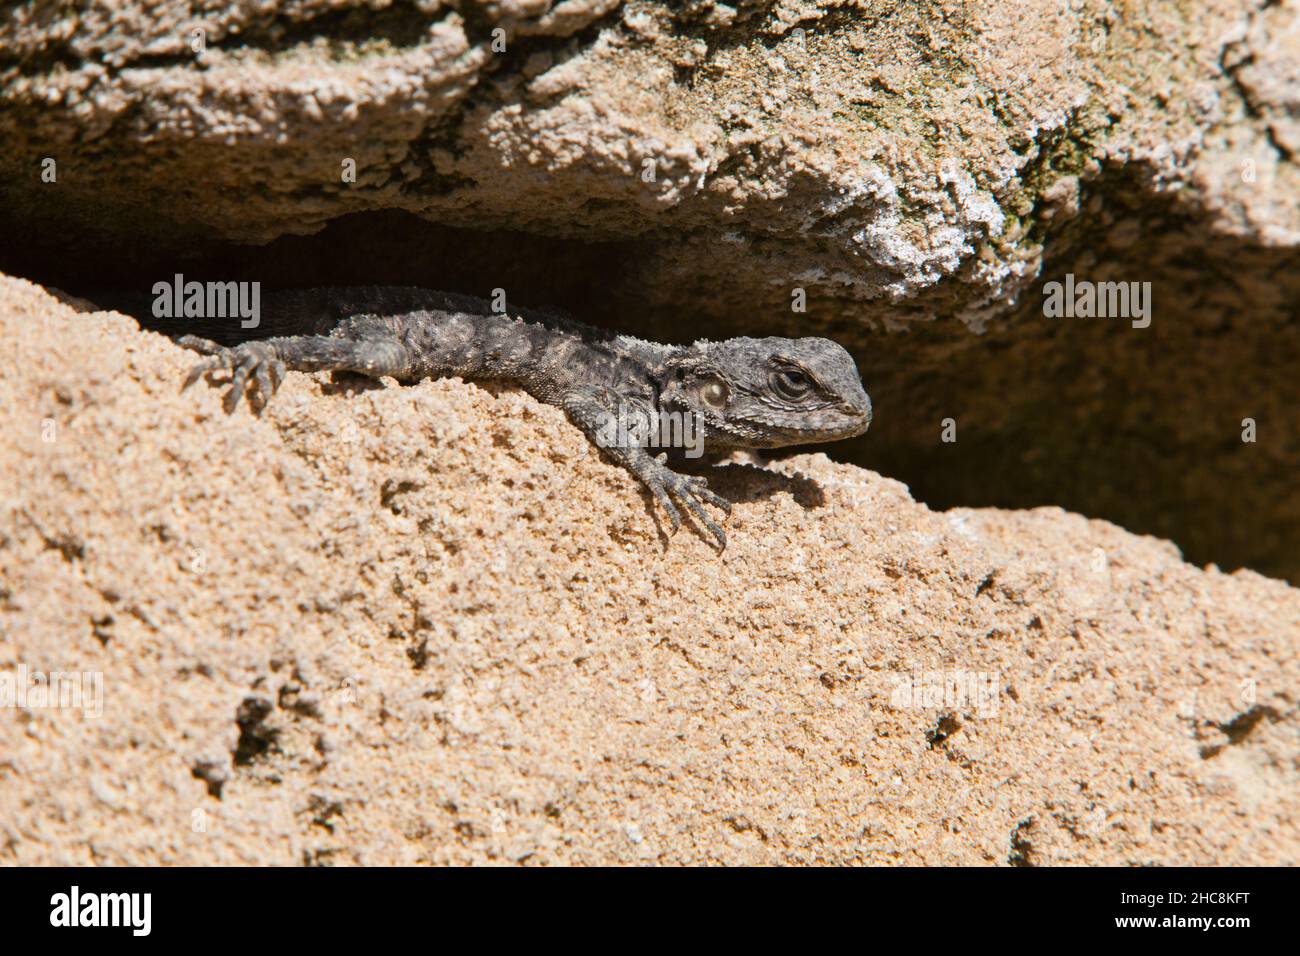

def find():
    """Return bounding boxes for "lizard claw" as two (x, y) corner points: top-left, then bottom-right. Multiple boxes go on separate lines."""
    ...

(644, 455), (730, 549)
(180, 338), (285, 413)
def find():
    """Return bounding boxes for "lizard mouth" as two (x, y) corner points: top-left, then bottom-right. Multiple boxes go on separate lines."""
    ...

(726, 406), (872, 448)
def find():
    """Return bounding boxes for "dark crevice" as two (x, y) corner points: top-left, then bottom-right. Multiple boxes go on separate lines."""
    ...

(849, 164), (1300, 585)
(191, 760), (227, 799)
(407, 637), (431, 671)
(308, 794), (345, 833)
(1, 209), (654, 331)
(926, 713), (961, 749)
(1199, 705), (1280, 759)
(225, 1), (438, 54)
(278, 681), (323, 720)
(1008, 817), (1036, 867)
(41, 533), (84, 564)
(233, 696), (279, 766)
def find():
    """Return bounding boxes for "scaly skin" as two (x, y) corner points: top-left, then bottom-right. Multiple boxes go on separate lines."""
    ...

(180, 286), (873, 547)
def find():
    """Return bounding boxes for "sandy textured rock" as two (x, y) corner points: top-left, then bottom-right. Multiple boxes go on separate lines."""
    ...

(1, 0), (1292, 291)
(1, 0), (1297, 582)
(2, 276), (1296, 865)
(2, 0), (1295, 295)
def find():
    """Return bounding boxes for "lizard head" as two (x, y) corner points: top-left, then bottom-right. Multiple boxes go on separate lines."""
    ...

(660, 336), (872, 451)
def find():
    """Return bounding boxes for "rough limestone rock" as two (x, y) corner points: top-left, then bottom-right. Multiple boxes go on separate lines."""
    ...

(2, 276), (1297, 865)
(4, 0), (1295, 294)
(2, 0), (1296, 299)
(1, 0), (1298, 581)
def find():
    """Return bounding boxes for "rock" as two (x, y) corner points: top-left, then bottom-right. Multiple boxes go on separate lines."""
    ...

(1, 0), (1297, 580)
(2, 275), (1296, 865)
(3, 1), (1294, 291)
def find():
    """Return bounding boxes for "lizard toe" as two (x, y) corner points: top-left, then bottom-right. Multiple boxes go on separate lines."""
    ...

(651, 482), (682, 533)
(681, 473), (731, 513)
(253, 361), (279, 409)
(183, 342), (282, 413)
(224, 358), (255, 413)
(182, 359), (216, 391)
(177, 335), (221, 356)
(677, 488), (727, 549)
(658, 467), (729, 548)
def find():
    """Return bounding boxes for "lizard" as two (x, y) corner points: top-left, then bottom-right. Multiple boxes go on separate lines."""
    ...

(175, 286), (873, 548)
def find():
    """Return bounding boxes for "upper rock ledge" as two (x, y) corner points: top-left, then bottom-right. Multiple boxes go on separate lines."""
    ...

(2, 0), (1296, 323)
(2, 275), (1296, 864)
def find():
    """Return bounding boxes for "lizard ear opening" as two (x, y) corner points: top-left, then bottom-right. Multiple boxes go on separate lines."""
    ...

(699, 380), (730, 410)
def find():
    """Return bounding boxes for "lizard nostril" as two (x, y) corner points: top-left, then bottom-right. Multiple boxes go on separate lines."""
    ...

(846, 396), (872, 427)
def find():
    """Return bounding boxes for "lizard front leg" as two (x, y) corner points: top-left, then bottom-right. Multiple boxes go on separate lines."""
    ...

(180, 329), (415, 412)
(562, 386), (732, 548)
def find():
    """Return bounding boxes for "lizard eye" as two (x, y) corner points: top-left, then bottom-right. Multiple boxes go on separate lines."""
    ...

(698, 380), (730, 410)
(770, 367), (811, 400)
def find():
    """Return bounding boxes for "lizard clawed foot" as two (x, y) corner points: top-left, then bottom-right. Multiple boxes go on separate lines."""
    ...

(644, 453), (732, 549)
(179, 337), (286, 413)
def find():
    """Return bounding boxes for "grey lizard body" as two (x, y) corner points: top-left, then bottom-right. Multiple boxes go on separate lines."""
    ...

(178, 286), (872, 547)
